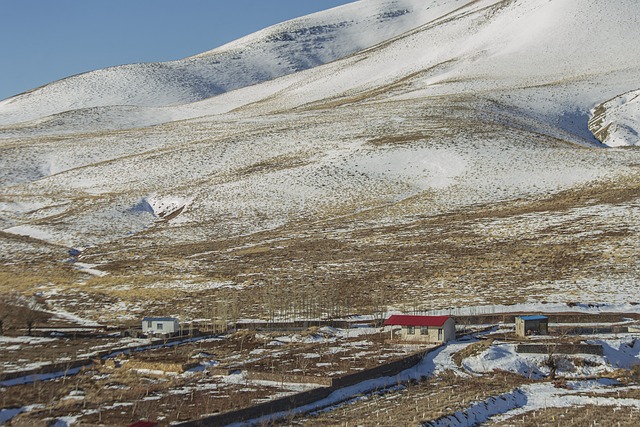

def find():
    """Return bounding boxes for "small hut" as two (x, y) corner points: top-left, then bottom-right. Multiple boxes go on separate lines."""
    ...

(142, 317), (180, 337)
(515, 315), (548, 337)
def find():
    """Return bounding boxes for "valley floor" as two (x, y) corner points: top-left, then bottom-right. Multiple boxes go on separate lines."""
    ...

(1, 309), (639, 426)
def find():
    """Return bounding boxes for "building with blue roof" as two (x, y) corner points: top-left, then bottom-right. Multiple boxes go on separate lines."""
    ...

(515, 315), (548, 337)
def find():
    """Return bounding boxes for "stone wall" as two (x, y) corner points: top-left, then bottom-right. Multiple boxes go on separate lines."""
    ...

(176, 386), (334, 427)
(245, 370), (333, 387)
(516, 344), (604, 355)
(176, 347), (439, 426)
(123, 360), (199, 374)
(331, 349), (430, 389)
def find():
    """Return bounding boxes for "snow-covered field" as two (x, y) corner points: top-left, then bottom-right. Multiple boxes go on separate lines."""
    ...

(1, 314), (639, 425)
(0, 0), (638, 324)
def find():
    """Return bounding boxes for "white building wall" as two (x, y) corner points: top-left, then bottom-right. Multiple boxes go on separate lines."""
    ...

(142, 319), (179, 335)
(398, 318), (455, 343)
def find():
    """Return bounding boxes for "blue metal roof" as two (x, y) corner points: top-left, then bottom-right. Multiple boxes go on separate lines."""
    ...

(143, 317), (178, 322)
(518, 315), (548, 321)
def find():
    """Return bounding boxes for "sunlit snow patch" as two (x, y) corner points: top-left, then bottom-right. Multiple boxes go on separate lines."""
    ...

(131, 194), (192, 222)
(3, 224), (66, 245)
(589, 89), (640, 147)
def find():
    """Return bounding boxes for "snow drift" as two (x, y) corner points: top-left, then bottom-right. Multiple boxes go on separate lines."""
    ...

(590, 89), (640, 147)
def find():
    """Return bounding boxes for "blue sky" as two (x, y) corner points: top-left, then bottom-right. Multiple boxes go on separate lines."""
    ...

(0, 0), (354, 100)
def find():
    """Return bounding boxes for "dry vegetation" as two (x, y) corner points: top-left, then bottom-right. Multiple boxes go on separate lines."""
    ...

(39, 173), (634, 324)
(2, 328), (427, 426)
(290, 371), (531, 426)
(1, 96), (638, 326)
(488, 404), (640, 427)
(1, 170), (636, 328)
(6, 367), (273, 426)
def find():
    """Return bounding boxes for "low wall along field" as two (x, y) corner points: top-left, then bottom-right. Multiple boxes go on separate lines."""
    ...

(124, 360), (199, 374)
(516, 344), (604, 356)
(245, 371), (333, 387)
(177, 348), (436, 426)
(331, 350), (427, 389)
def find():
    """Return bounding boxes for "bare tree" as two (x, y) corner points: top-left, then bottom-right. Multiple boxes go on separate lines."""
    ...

(0, 292), (28, 335)
(16, 296), (50, 336)
(295, 354), (311, 376)
(544, 343), (559, 380)
(370, 287), (389, 326)
(543, 327), (572, 381)
(0, 294), (13, 335)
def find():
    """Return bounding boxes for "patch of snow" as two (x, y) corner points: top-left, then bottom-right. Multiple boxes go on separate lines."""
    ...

(463, 343), (546, 380)
(492, 382), (640, 424)
(3, 224), (65, 245)
(0, 405), (44, 425)
(587, 337), (640, 369)
(463, 337), (640, 380)
(49, 309), (101, 327)
(590, 89), (640, 147)
(73, 262), (108, 277)
(0, 336), (56, 344)
(424, 389), (527, 427)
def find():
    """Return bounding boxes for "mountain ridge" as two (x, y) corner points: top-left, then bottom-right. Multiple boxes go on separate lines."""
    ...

(2, 0), (638, 147)
(0, 0), (469, 126)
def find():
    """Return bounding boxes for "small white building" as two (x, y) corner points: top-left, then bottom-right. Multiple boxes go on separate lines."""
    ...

(142, 317), (180, 336)
(384, 315), (456, 344)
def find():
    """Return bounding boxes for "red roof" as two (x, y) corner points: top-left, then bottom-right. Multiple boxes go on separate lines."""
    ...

(383, 315), (451, 327)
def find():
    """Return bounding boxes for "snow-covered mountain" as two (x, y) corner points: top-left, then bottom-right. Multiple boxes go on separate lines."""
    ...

(2, 0), (638, 146)
(1, 0), (639, 320)
(0, 0), (469, 126)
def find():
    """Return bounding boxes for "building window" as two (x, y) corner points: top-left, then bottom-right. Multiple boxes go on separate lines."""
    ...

(157, 323), (163, 330)
(147, 321), (152, 328)
(407, 326), (415, 335)
(438, 328), (443, 340)
(420, 326), (428, 335)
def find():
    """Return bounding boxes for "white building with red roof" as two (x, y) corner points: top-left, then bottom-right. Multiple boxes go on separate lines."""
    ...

(383, 315), (455, 344)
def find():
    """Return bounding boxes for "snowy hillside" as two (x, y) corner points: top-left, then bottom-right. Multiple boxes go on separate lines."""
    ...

(1, 0), (640, 321)
(0, 0), (468, 126)
(2, 0), (639, 146)
(208, 0), (640, 145)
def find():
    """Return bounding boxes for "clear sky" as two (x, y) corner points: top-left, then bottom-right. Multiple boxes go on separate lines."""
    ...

(0, 0), (355, 101)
